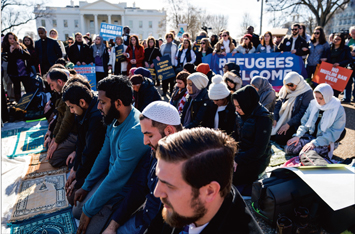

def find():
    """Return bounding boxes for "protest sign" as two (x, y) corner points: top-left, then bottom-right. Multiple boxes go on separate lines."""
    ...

(99, 23), (123, 41)
(16, 89), (39, 111)
(74, 65), (97, 90)
(114, 45), (126, 62)
(148, 68), (156, 80)
(313, 62), (353, 92)
(202, 52), (307, 92)
(153, 55), (175, 81)
(193, 35), (204, 52)
(177, 24), (188, 38)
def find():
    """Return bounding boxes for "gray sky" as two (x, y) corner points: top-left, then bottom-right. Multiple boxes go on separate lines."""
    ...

(15, 0), (277, 40)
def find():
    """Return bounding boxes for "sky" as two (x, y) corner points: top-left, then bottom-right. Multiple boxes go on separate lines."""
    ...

(13, 0), (278, 40)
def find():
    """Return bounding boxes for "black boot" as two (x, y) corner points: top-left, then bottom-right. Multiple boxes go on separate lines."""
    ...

(277, 216), (293, 234)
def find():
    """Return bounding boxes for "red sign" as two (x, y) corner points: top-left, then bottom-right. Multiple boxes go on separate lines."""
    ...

(313, 62), (354, 92)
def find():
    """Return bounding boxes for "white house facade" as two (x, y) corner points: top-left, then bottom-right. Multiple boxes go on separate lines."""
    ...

(34, 0), (166, 41)
(325, 0), (355, 34)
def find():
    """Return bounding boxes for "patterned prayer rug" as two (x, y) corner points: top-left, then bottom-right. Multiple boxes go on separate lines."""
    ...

(10, 173), (69, 222)
(8, 128), (47, 158)
(25, 153), (67, 179)
(9, 207), (77, 234)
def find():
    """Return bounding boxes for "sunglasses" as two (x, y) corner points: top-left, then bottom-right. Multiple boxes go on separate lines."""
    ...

(222, 35), (228, 37)
(291, 28), (298, 31)
(167, 36), (172, 39)
(286, 83), (294, 87)
(333, 38), (341, 41)
(68, 41), (73, 44)
(244, 38), (249, 40)
(201, 42), (205, 44)
(313, 32), (320, 35)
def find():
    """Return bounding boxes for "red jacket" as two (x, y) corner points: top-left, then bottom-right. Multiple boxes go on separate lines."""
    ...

(126, 45), (145, 72)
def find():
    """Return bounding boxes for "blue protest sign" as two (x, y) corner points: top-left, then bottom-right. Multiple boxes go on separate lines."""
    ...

(74, 64), (97, 90)
(202, 52), (307, 91)
(99, 23), (123, 41)
(153, 55), (176, 81)
(193, 35), (205, 52)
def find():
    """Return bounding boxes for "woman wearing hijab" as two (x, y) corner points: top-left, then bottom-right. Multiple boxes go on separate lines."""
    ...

(272, 72), (314, 145)
(223, 62), (241, 77)
(181, 72), (213, 128)
(232, 85), (273, 195)
(170, 71), (189, 114)
(250, 76), (276, 112)
(286, 83), (346, 159)
(91, 35), (109, 83)
(223, 71), (242, 92)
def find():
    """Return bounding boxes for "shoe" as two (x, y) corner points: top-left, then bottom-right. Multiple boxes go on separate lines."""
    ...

(277, 216), (293, 234)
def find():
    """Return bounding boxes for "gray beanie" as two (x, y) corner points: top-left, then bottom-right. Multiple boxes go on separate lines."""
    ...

(187, 72), (209, 90)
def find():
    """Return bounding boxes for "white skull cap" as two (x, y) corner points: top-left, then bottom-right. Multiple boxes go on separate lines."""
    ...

(142, 101), (181, 125)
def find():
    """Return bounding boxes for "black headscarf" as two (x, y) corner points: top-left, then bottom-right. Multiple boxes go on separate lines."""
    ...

(226, 63), (241, 77)
(232, 85), (260, 119)
(184, 62), (196, 74)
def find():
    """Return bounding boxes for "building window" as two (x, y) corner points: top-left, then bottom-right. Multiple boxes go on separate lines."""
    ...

(64, 20), (68, 27)
(102, 20), (106, 23)
(65, 34), (69, 40)
(139, 21), (143, 28)
(74, 20), (79, 28)
(129, 20), (133, 28)
(90, 20), (94, 28)
(41, 19), (46, 27)
(52, 20), (57, 27)
(149, 21), (152, 28)
(114, 20), (118, 25)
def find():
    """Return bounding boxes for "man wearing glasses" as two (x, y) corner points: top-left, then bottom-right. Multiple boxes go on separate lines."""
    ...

(65, 37), (74, 61)
(277, 23), (309, 57)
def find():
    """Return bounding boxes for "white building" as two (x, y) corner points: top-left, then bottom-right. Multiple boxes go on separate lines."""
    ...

(325, 0), (355, 34)
(34, 0), (166, 41)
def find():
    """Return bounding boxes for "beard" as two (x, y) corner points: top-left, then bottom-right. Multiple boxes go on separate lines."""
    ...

(101, 102), (121, 125)
(148, 132), (166, 151)
(161, 196), (207, 228)
(292, 31), (298, 36)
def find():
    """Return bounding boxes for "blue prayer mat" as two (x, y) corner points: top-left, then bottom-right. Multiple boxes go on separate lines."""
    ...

(9, 207), (77, 234)
(7, 128), (47, 158)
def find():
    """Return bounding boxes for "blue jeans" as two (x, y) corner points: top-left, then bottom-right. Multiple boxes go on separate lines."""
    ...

(116, 215), (144, 234)
(343, 73), (355, 101)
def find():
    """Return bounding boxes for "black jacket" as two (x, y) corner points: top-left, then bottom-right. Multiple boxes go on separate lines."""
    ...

(73, 96), (107, 189)
(68, 42), (93, 65)
(205, 98), (237, 135)
(277, 35), (309, 56)
(145, 185), (263, 234)
(144, 47), (162, 64)
(235, 104), (273, 167)
(324, 45), (354, 68)
(251, 33), (260, 49)
(7, 47), (31, 77)
(35, 37), (62, 67)
(181, 88), (214, 129)
(134, 78), (162, 112)
(90, 44), (110, 76)
(195, 47), (213, 66)
(274, 89), (313, 128)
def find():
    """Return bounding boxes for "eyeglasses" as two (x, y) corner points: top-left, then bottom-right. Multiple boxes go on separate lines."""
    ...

(291, 28), (298, 31)
(201, 42), (205, 44)
(222, 35), (228, 37)
(244, 38), (249, 40)
(313, 32), (320, 35)
(286, 83), (294, 87)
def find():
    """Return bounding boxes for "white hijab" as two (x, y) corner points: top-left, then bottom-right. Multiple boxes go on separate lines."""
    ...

(272, 72), (312, 135)
(305, 83), (341, 132)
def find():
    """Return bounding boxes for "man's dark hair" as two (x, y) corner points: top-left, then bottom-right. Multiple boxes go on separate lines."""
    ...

(65, 74), (91, 89)
(139, 114), (183, 136)
(62, 81), (93, 105)
(48, 68), (68, 82)
(68, 69), (77, 75)
(156, 127), (238, 198)
(56, 58), (67, 66)
(97, 75), (133, 106)
(292, 23), (300, 29)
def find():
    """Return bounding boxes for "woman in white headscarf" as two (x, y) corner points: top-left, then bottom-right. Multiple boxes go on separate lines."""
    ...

(285, 83), (346, 159)
(271, 72), (314, 145)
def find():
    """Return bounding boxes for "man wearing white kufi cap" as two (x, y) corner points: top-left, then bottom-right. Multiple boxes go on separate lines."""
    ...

(205, 75), (237, 135)
(103, 101), (183, 234)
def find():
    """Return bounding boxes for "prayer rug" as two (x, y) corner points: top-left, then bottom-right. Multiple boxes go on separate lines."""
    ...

(8, 128), (47, 158)
(9, 207), (77, 234)
(10, 173), (69, 222)
(269, 142), (294, 167)
(25, 152), (67, 179)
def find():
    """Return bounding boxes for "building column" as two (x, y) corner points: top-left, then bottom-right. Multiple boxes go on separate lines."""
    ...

(121, 15), (125, 26)
(80, 14), (85, 33)
(94, 14), (98, 34)
(108, 14), (111, 24)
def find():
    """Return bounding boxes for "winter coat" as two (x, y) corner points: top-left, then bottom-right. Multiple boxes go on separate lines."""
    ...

(144, 47), (162, 65)
(133, 78), (161, 112)
(160, 43), (178, 66)
(68, 42), (93, 65)
(108, 44), (128, 73)
(213, 39), (236, 54)
(277, 35), (309, 56)
(7, 46), (31, 77)
(324, 45), (354, 68)
(126, 45), (145, 72)
(195, 47), (213, 65)
(53, 97), (77, 144)
(35, 37), (63, 67)
(256, 44), (276, 53)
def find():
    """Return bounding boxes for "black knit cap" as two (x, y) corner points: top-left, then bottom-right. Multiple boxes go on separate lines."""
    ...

(130, 74), (144, 85)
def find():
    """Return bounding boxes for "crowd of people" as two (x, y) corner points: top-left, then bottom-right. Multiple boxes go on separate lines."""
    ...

(1, 22), (354, 234)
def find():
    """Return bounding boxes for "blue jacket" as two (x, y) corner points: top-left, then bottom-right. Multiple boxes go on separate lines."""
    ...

(35, 37), (63, 67)
(255, 44), (276, 53)
(294, 103), (346, 147)
(274, 89), (314, 128)
(81, 107), (150, 218)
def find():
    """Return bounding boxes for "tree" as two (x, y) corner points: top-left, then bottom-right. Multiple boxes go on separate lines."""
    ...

(239, 13), (255, 37)
(203, 14), (229, 35)
(266, 0), (351, 28)
(1, 0), (51, 34)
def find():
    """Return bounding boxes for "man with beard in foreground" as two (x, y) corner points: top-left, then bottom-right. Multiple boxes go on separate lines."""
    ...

(73, 76), (150, 233)
(146, 127), (262, 234)
(103, 101), (182, 234)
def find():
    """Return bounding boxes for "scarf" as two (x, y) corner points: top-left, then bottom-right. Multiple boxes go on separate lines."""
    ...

(93, 36), (105, 58)
(232, 85), (260, 121)
(272, 72), (311, 135)
(251, 76), (275, 105)
(177, 90), (188, 114)
(223, 40), (231, 53)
